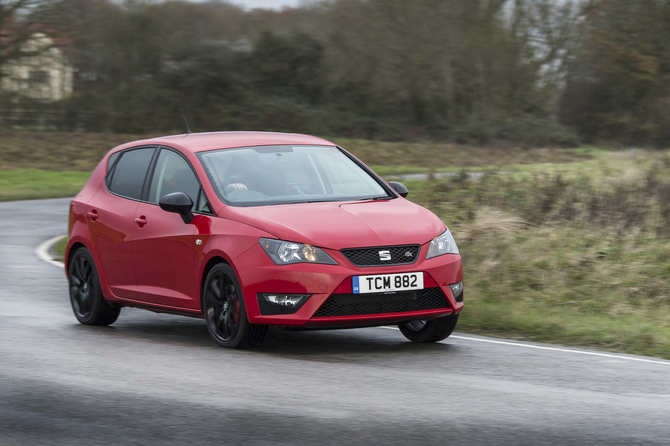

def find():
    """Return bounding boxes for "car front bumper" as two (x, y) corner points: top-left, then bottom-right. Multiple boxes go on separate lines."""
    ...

(233, 243), (464, 326)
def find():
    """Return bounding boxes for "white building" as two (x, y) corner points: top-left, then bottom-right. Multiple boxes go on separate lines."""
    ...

(1, 32), (74, 102)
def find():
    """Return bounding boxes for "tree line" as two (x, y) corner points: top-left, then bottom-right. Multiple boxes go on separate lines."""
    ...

(2, 0), (670, 147)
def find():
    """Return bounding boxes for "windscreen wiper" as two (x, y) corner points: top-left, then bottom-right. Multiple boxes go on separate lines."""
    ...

(358, 196), (392, 201)
(300, 196), (391, 204)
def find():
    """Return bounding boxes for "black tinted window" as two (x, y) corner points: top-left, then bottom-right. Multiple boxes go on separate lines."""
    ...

(107, 152), (121, 173)
(108, 148), (155, 200)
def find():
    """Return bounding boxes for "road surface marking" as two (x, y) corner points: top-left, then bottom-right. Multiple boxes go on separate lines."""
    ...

(379, 326), (670, 365)
(35, 235), (66, 269)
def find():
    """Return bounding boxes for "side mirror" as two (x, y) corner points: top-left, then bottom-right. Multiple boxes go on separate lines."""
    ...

(388, 181), (409, 198)
(159, 192), (195, 224)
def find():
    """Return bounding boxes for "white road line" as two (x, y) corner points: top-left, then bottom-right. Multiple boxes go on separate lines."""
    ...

(35, 235), (66, 269)
(378, 326), (670, 365)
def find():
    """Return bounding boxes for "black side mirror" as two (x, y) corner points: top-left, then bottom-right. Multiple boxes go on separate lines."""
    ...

(388, 181), (409, 198)
(159, 192), (195, 224)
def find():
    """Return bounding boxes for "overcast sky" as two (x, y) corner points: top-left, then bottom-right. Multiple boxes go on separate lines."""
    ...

(229, 0), (304, 10)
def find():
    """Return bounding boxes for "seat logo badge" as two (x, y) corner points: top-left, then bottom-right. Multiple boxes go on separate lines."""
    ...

(196, 239), (203, 246)
(405, 251), (413, 257)
(379, 250), (392, 261)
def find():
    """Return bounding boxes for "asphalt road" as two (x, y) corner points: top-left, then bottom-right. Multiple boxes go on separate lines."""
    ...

(1, 198), (670, 446)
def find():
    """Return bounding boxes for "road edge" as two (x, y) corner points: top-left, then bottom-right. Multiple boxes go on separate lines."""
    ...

(36, 235), (66, 269)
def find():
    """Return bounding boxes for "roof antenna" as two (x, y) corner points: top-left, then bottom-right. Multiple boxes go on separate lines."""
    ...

(177, 100), (192, 134)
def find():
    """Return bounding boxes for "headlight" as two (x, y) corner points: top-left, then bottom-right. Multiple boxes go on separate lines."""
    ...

(426, 228), (459, 259)
(260, 238), (338, 265)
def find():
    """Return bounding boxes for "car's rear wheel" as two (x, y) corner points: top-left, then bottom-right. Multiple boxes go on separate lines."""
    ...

(203, 264), (267, 349)
(398, 313), (459, 343)
(68, 247), (121, 326)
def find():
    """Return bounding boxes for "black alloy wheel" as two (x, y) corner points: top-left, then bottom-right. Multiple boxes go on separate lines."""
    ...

(398, 313), (459, 343)
(203, 264), (267, 349)
(68, 247), (120, 326)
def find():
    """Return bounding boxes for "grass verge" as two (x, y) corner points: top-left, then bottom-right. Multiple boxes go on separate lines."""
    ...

(1, 130), (596, 172)
(0, 169), (90, 202)
(332, 137), (597, 170)
(52, 236), (68, 263)
(457, 226), (670, 359)
(404, 151), (670, 359)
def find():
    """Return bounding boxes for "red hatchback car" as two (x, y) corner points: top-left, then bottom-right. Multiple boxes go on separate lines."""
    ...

(66, 132), (463, 348)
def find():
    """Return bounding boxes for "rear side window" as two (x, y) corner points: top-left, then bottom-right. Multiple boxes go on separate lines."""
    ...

(108, 152), (121, 173)
(108, 148), (155, 200)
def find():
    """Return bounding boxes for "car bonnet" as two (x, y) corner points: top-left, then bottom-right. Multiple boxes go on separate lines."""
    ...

(223, 198), (445, 250)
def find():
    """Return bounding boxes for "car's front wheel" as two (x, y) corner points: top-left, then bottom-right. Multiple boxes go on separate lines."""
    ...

(68, 247), (121, 326)
(203, 264), (267, 349)
(398, 313), (459, 343)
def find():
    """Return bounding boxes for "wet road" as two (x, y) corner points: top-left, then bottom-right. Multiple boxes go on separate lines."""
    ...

(1, 198), (669, 445)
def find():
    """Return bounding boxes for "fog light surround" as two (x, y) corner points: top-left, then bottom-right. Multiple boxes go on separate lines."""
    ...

(449, 281), (464, 302)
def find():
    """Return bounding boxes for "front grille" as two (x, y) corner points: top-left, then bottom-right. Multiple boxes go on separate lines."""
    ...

(313, 287), (449, 318)
(340, 245), (420, 267)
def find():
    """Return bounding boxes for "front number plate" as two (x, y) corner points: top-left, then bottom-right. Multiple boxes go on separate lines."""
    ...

(353, 273), (424, 294)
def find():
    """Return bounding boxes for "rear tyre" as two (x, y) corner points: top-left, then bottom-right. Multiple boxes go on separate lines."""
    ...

(398, 313), (459, 343)
(68, 247), (120, 326)
(203, 264), (267, 349)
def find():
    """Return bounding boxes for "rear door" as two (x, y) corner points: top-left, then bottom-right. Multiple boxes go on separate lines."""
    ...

(89, 147), (156, 298)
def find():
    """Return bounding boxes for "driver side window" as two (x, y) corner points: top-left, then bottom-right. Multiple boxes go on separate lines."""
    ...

(148, 149), (208, 211)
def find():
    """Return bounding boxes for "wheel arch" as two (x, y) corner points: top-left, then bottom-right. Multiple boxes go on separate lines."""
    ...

(65, 241), (88, 270)
(200, 256), (229, 312)
(65, 240), (116, 303)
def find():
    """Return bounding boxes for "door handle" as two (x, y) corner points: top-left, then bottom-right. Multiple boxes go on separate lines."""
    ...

(134, 216), (147, 226)
(87, 210), (98, 221)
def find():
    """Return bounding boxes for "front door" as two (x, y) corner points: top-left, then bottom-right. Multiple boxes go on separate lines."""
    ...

(131, 148), (202, 309)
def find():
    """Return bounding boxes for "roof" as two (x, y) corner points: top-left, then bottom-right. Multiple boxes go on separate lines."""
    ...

(124, 131), (337, 153)
(0, 17), (74, 57)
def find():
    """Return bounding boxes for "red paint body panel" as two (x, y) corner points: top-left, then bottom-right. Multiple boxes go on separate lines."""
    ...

(66, 131), (464, 333)
(132, 202), (198, 308)
(224, 199), (444, 249)
(83, 192), (139, 299)
(120, 132), (336, 154)
(231, 243), (462, 325)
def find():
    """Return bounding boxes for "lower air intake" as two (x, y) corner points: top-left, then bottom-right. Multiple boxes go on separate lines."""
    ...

(312, 287), (449, 318)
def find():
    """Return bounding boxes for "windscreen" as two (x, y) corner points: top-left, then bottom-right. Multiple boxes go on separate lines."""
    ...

(198, 145), (391, 206)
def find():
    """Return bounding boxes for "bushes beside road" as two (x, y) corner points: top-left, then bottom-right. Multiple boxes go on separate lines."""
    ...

(402, 152), (670, 358)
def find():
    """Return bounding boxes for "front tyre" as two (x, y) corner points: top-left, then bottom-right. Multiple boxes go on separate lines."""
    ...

(398, 313), (459, 343)
(68, 247), (120, 326)
(203, 264), (267, 349)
